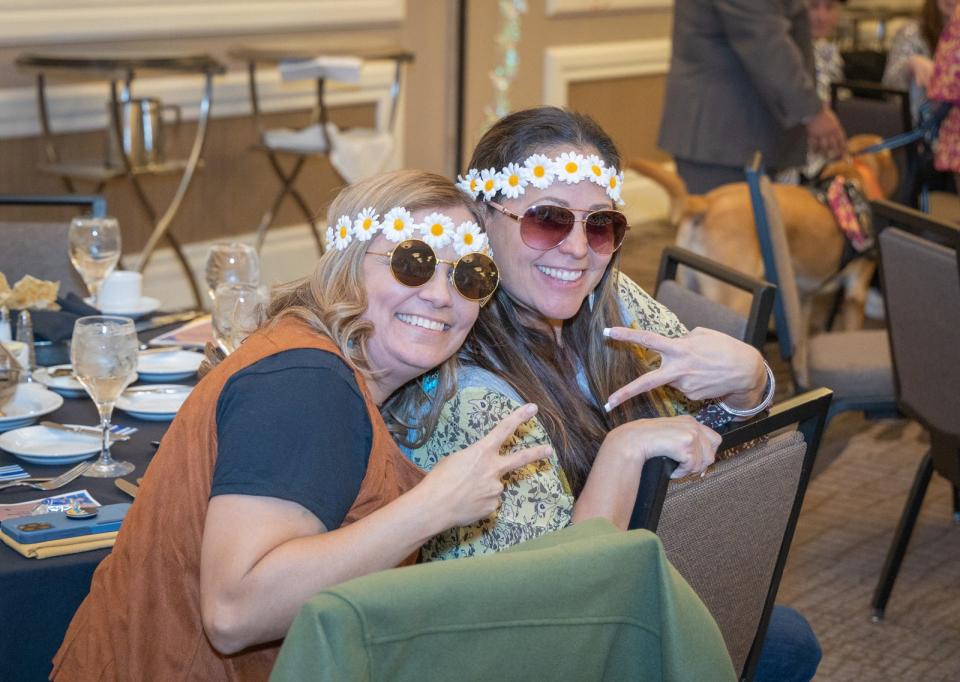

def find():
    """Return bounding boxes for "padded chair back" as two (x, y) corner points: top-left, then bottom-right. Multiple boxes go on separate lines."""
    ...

(654, 246), (775, 350)
(830, 82), (912, 203)
(0, 222), (88, 299)
(630, 388), (832, 682)
(878, 227), (960, 438)
(745, 158), (809, 385)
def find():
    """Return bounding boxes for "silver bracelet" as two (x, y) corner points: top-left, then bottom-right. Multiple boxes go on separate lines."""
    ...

(717, 362), (776, 418)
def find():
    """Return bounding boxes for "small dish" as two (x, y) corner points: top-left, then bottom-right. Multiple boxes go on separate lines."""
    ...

(0, 424), (100, 465)
(136, 350), (204, 382)
(0, 384), (64, 432)
(115, 384), (191, 421)
(85, 295), (161, 319)
(32, 365), (88, 398)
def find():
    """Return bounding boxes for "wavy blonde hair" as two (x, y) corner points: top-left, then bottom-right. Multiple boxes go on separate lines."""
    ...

(264, 169), (485, 447)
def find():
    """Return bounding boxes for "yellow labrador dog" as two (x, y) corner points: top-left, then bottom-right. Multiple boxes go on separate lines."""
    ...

(629, 135), (898, 331)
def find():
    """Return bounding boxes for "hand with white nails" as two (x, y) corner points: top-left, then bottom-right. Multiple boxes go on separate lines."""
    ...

(602, 327), (767, 412)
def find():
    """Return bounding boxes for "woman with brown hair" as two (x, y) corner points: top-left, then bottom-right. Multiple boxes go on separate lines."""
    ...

(51, 170), (553, 681)
(401, 107), (818, 682)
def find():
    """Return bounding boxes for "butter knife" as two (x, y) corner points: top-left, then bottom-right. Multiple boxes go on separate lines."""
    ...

(134, 311), (204, 334)
(40, 421), (131, 441)
(115, 478), (139, 498)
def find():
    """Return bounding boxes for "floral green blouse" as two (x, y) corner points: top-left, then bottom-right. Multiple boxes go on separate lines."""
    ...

(405, 273), (695, 561)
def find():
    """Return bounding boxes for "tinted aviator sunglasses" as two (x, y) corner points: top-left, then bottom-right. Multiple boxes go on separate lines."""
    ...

(367, 239), (499, 302)
(488, 201), (629, 255)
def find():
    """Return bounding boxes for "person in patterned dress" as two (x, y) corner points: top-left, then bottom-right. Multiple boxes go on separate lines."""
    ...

(392, 107), (820, 682)
(929, 4), (960, 183)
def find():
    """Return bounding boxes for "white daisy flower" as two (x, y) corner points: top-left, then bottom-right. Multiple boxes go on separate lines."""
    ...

(585, 154), (606, 186)
(556, 151), (586, 184)
(479, 167), (501, 201)
(453, 221), (487, 257)
(498, 162), (527, 199)
(324, 225), (336, 251)
(333, 215), (353, 250)
(456, 169), (481, 199)
(353, 207), (380, 241)
(522, 153), (555, 189)
(419, 212), (455, 249)
(383, 206), (416, 242)
(602, 169), (625, 204)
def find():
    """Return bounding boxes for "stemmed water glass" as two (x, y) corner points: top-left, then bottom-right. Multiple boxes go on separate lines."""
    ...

(204, 242), (260, 304)
(71, 316), (138, 478)
(68, 217), (122, 307)
(211, 283), (265, 355)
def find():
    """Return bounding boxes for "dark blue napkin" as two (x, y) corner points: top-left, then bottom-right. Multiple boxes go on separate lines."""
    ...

(28, 294), (100, 342)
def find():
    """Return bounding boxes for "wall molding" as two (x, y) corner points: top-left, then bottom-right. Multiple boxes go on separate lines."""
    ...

(543, 38), (671, 106)
(0, 0), (404, 46)
(546, 0), (671, 16)
(0, 61), (401, 141)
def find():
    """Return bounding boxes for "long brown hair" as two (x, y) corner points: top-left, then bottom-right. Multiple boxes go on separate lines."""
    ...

(922, 0), (948, 52)
(265, 169), (485, 448)
(461, 107), (664, 494)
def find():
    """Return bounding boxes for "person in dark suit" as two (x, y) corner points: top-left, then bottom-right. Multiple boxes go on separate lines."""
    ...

(658, 0), (847, 194)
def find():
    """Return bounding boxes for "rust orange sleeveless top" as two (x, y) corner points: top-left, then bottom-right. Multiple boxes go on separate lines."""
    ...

(51, 317), (425, 681)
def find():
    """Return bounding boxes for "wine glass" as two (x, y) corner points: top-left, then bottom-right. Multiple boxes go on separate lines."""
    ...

(71, 316), (138, 478)
(204, 242), (260, 303)
(211, 283), (265, 355)
(68, 217), (122, 307)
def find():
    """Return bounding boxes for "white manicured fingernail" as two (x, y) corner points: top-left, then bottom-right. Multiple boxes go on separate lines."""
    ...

(603, 401), (613, 412)
(602, 327), (611, 337)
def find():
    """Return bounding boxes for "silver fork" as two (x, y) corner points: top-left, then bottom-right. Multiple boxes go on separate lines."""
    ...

(0, 461), (92, 492)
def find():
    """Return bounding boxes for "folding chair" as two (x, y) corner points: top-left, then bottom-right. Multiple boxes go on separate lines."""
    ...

(654, 245), (775, 350)
(746, 154), (896, 422)
(230, 47), (413, 253)
(870, 200), (960, 620)
(630, 388), (832, 682)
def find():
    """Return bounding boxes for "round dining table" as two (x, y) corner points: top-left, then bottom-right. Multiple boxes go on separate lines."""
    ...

(0, 361), (192, 680)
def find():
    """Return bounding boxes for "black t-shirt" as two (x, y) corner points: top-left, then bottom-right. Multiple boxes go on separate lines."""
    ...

(210, 348), (372, 531)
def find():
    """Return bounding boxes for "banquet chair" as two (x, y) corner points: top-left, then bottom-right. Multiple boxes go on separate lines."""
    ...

(870, 200), (960, 620)
(746, 154), (896, 423)
(830, 81), (913, 205)
(654, 245), (775, 350)
(0, 194), (105, 298)
(630, 388), (833, 682)
(231, 48), (412, 254)
(272, 518), (737, 681)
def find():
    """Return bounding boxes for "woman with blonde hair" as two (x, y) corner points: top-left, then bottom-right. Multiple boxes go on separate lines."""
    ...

(51, 170), (552, 681)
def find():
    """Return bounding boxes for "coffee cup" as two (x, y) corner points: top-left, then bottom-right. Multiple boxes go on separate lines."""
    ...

(98, 271), (143, 311)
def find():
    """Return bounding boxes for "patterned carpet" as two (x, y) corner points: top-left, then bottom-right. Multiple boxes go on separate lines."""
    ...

(617, 203), (960, 681)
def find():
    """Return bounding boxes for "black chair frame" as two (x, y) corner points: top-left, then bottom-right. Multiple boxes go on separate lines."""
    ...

(630, 387), (833, 682)
(0, 194), (107, 218)
(655, 245), (776, 351)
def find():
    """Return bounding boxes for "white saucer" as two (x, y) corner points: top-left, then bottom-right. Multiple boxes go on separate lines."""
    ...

(32, 365), (86, 398)
(85, 296), (161, 319)
(137, 350), (204, 382)
(0, 425), (100, 465)
(116, 384), (192, 421)
(0, 384), (64, 432)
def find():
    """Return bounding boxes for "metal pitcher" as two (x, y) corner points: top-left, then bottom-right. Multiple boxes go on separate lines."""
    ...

(106, 97), (180, 168)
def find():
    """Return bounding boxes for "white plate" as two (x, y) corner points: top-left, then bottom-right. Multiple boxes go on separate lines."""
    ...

(0, 384), (64, 432)
(33, 365), (140, 399)
(136, 350), (204, 382)
(116, 384), (191, 421)
(0, 425), (100, 465)
(85, 295), (161, 319)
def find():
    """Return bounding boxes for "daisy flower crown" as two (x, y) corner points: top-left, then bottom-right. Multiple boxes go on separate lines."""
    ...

(324, 206), (489, 257)
(457, 151), (626, 205)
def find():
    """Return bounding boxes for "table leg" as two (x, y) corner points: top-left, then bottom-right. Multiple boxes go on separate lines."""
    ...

(35, 73), (76, 194)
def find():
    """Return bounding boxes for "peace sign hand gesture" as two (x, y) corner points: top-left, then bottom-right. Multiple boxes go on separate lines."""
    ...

(603, 327), (766, 412)
(422, 403), (553, 529)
